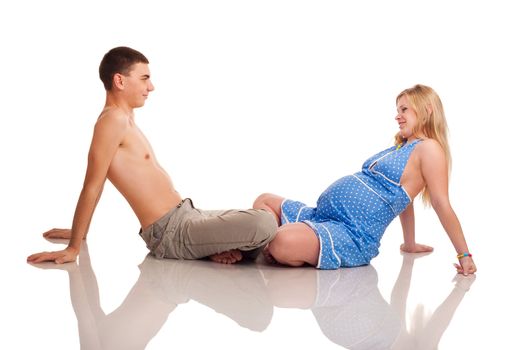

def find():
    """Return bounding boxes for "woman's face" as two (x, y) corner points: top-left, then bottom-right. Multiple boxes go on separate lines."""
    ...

(395, 95), (418, 141)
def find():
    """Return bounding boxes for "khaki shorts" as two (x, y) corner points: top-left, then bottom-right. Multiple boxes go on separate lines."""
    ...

(139, 198), (277, 259)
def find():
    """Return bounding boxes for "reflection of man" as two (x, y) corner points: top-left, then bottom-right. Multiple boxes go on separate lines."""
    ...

(140, 256), (273, 331)
(33, 240), (274, 349)
(36, 242), (176, 349)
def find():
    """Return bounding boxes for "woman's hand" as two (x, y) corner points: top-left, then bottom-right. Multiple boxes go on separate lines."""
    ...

(43, 228), (72, 239)
(400, 243), (434, 253)
(454, 256), (477, 276)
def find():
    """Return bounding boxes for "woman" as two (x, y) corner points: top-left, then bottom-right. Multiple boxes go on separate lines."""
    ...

(254, 84), (476, 275)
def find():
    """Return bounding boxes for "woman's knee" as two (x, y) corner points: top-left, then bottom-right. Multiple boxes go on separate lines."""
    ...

(267, 231), (303, 266)
(254, 192), (283, 211)
(268, 225), (320, 267)
(253, 193), (283, 223)
(253, 193), (276, 209)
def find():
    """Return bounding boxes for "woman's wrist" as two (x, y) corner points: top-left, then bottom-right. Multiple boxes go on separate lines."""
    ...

(456, 252), (472, 260)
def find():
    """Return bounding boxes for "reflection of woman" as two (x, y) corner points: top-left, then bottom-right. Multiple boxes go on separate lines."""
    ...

(259, 263), (401, 349)
(254, 85), (476, 275)
(311, 266), (401, 349)
(262, 252), (475, 350)
(390, 254), (476, 350)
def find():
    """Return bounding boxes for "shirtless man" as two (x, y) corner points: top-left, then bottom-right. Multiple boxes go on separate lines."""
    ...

(27, 47), (277, 265)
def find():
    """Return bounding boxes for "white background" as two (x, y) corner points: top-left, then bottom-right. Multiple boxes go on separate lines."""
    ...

(1, 1), (524, 349)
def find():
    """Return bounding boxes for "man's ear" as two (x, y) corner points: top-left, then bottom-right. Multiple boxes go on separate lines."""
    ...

(113, 73), (125, 90)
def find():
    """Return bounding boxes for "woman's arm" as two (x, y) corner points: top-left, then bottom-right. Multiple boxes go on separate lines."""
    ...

(420, 140), (476, 275)
(399, 203), (433, 253)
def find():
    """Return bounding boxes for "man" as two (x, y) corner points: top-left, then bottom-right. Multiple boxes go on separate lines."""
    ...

(27, 47), (277, 265)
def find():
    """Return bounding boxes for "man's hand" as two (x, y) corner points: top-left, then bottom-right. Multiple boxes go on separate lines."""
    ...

(27, 246), (79, 264)
(43, 228), (72, 239)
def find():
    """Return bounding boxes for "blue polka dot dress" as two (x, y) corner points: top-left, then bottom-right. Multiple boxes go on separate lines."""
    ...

(281, 139), (422, 269)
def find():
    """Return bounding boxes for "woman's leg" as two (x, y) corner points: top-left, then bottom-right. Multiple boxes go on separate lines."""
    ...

(267, 222), (320, 267)
(253, 193), (284, 224)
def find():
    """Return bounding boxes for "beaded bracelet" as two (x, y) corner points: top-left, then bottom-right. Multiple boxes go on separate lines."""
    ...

(457, 253), (472, 259)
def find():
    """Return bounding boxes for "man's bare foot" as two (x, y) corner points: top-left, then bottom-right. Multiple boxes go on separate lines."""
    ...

(209, 250), (243, 264)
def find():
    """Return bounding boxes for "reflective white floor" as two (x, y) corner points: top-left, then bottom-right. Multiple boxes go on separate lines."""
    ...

(7, 221), (523, 349)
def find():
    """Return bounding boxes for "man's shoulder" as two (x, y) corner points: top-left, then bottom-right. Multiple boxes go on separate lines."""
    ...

(98, 106), (129, 121)
(96, 107), (131, 130)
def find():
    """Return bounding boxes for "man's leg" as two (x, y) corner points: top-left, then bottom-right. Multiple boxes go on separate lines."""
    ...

(179, 205), (278, 261)
(208, 250), (243, 264)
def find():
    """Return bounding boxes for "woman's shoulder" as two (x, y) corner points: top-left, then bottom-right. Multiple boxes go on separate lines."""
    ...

(416, 138), (446, 161)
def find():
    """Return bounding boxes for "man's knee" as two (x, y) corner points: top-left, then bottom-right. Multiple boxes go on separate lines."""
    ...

(252, 210), (278, 242)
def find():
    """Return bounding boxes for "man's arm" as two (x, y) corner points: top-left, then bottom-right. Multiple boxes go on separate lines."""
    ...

(27, 112), (129, 264)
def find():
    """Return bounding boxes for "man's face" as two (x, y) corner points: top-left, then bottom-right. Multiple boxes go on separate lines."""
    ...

(121, 63), (155, 108)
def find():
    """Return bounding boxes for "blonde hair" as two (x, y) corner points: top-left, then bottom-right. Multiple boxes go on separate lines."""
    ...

(395, 84), (451, 206)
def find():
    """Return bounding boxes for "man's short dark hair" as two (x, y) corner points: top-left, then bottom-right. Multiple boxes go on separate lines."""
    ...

(99, 47), (149, 91)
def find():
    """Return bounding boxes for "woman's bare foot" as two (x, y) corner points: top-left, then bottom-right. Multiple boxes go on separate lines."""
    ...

(262, 246), (279, 265)
(209, 250), (243, 264)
